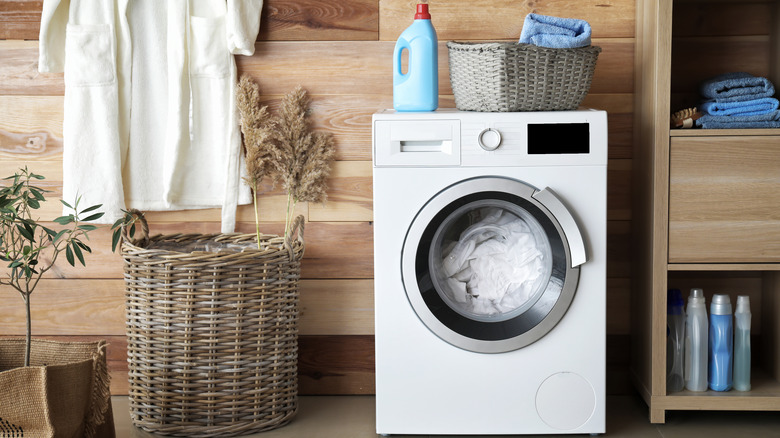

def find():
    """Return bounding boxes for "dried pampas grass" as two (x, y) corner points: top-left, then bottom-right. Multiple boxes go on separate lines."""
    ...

(236, 76), (335, 240)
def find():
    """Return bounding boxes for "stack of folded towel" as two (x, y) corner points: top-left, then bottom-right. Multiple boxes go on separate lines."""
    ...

(519, 13), (591, 48)
(696, 72), (780, 129)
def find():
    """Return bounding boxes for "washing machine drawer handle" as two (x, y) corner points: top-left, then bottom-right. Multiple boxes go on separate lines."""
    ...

(532, 188), (587, 268)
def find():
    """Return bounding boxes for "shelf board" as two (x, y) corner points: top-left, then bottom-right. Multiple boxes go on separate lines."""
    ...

(670, 128), (780, 137)
(661, 369), (780, 411)
(668, 264), (780, 271)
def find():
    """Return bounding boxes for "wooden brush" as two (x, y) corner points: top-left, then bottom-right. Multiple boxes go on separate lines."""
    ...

(671, 107), (703, 128)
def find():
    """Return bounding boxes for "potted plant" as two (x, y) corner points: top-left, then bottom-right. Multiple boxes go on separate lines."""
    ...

(0, 167), (114, 437)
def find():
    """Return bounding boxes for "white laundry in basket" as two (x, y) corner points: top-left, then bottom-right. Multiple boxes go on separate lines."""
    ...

(441, 207), (548, 316)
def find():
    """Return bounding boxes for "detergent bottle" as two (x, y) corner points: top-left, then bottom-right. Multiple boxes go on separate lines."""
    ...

(393, 4), (438, 111)
(666, 288), (685, 392)
(684, 288), (708, 392)
(733, 295), (752, 391)
(709, 294), (733, 391)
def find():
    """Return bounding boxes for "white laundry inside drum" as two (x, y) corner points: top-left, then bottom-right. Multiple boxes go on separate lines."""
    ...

(430, 200), (553, 322)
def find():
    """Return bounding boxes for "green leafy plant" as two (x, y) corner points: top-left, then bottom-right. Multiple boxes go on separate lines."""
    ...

(0, 168), (104, 367)
(110, 209), (143, 252)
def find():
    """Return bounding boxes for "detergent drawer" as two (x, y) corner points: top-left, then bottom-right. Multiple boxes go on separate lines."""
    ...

(374, 119), (461, 167)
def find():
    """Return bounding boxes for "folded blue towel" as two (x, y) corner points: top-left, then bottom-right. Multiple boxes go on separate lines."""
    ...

(696, 119), (780, 129)
(700, 72), (776, 102)
(700, 97), (779, 116)
(696, 111), (780, 128)
(519, 13), (592, 48)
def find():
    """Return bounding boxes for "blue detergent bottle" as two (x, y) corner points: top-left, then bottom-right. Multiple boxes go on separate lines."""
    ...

(709, 294), (733, 391)
(393, 4), (438, 111)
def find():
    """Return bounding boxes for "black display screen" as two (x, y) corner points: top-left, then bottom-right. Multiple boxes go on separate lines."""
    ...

(527, 123), (590, 154)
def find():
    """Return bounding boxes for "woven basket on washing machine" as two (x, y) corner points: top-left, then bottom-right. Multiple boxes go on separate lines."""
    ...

(447, 41), (601, 112)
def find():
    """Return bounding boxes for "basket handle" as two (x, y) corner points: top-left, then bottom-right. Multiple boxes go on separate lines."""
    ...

(122, 208), (150, 247)
(284, 215), (305, 259)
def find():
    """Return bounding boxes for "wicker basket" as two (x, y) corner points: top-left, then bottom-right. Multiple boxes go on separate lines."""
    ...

(447, 41), (602, 112)
(120, 212), (305, 437)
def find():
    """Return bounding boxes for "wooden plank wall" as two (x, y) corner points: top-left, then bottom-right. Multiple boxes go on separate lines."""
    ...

(0, 0), (635, 395)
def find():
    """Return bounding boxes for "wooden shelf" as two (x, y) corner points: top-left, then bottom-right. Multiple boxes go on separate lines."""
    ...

(663, 369), (780, 411)
(632, 0), (780, 424)
(668, 264), (780, 271)
(670, 128), (780, 137)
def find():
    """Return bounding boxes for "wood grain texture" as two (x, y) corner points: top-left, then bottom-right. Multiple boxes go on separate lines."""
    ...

(1, 279), (375, 336)
(0, 94), (632, 162)
(379, 0), (636, 41)
(298, 335), (375, 394)
(238, 40), (634, 96)
(669, 136), (780, 263)
(260, 0), (378, 41)
(0, 0), (378, 41)
(0, 0), (41, 40)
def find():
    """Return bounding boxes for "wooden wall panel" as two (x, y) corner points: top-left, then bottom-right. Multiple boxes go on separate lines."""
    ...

(259, 0), (379, 41)
(379, 0), (636, 40)
(1, 0), (381, 42)
(0, 0), (636, 396)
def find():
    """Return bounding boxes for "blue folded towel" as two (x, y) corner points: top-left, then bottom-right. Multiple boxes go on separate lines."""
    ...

(696, 110), (780, 129)
(700, 97), (779, 116)
(700, 72), (776, 102)
(696, 119), (780, 129)
(519, 13), (592, 48)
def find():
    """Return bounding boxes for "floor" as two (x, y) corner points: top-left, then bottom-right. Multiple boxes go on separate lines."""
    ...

(111, 394), (780, 437)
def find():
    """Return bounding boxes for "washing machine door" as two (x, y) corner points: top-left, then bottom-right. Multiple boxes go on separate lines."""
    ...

(401, 176), (586, 353)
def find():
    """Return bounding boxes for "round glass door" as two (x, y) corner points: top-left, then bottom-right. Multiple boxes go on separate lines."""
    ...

(401, 177), (585, 353)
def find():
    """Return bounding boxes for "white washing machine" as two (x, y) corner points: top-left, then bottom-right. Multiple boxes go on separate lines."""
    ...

(372, 109), (607, 435)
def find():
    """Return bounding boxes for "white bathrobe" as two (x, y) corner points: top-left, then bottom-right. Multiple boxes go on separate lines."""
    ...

(38, 0), (262, 232)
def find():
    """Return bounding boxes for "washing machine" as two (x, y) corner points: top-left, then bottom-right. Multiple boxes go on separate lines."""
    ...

(372, 109), (607, 435)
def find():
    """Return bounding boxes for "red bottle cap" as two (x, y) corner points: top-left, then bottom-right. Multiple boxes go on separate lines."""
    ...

(414, 4), (431, 20)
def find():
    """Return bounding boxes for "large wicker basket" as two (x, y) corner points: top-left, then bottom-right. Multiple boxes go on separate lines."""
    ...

(447, 41), (601, 112)
(120, 212), (305, 437)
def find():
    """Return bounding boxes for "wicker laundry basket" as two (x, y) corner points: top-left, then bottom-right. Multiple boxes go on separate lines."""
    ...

(120, 211), (305, 437)
(447, 41), (601, 112)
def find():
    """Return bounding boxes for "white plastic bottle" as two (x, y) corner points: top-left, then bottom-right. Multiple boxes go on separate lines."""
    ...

(684, 288), (708, 392)
(667, 288), (685, 392)
(733, 295), (752, 391)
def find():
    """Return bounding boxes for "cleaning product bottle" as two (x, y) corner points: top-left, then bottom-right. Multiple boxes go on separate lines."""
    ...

(666, 288), (685, 392)
(733, 295), (752, 391)
(393, 3), (438, 111)
(684, 288), (708, 392)
(709, 294), (733, 391)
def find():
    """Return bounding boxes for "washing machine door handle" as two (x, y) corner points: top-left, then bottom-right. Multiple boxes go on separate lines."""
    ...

(532, 187), (587, 268)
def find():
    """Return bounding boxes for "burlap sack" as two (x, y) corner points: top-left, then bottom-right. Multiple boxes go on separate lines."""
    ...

(0, 339), (114, 438)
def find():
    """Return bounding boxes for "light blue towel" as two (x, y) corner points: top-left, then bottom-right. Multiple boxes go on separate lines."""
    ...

(696, 111), (780, 129)
(700, 97), (779, 116)
(700, 72), (776, 102)
(518, 13), (591, 49)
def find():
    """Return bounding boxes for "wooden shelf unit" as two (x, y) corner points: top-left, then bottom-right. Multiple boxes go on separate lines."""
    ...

(631, 0), (780, 423)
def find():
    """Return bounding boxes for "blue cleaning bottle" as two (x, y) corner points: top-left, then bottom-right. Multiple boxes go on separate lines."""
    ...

(393, 4), (438, 111)
(709, 294), (733, 391)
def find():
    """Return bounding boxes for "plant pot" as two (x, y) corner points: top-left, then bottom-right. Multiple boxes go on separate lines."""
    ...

(0, 338), (115, 438)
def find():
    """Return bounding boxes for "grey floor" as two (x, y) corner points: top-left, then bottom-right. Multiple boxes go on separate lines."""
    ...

(112, 394), (780, 437)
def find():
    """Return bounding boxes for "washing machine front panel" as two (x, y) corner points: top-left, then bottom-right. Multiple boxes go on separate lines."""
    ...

(401, 176), (585, 353)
